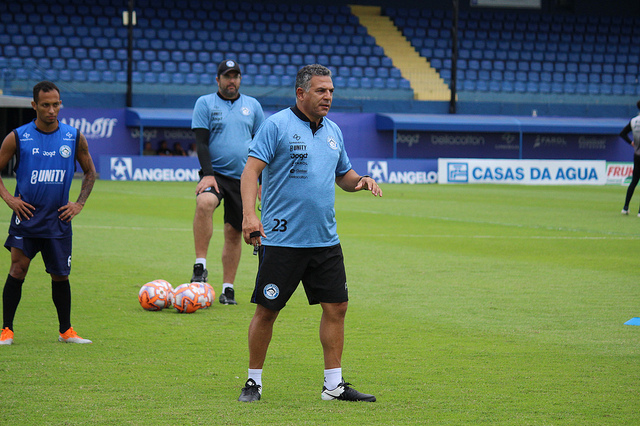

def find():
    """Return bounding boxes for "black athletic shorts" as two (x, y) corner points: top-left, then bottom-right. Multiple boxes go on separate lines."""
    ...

(4, 235), (73, 276)
(198, 171), (242, 231)
(251, 244), (349, 311)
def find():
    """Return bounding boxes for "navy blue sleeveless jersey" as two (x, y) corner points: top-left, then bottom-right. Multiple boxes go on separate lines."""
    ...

(9, 120), (78, 238)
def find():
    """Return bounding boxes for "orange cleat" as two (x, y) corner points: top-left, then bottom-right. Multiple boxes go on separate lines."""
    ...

(0, 327), (14, 345)
(58, 327), (92, 344)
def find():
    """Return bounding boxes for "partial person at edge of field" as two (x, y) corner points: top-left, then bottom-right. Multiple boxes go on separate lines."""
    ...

(619, 100), (640, 216)
(0, 80), (96, 346)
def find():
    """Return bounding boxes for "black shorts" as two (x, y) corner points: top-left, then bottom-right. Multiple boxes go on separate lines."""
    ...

(251, 244), (348, 311)
(4, 235), (73, 276)
(198, 171), (243, 231)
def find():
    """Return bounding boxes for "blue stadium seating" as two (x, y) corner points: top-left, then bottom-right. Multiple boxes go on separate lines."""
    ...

(390, 5), (640, 96)
(1, 1), (637, 100)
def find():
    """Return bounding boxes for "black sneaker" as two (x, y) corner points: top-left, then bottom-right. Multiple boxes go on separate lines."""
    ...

(238, 379), (261, 402)
(219, 287), (237, 305)
(191, 263), (208, 283)
(321, 380), (376, 402)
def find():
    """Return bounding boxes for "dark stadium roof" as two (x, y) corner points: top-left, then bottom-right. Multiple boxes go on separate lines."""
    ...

(376, 113), (628, 135)
(126, 108), (193, 129)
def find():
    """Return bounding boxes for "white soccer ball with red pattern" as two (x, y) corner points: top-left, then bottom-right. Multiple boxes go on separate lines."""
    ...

(191, 282), (215, 308)
(138, 280), (173, 311)
(173, 283), (206, 313)
(151, 279), (174, 307)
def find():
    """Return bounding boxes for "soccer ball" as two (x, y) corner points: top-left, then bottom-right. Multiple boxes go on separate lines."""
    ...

(191, 282), (215, 308)
(151, 279), (174, 308)
(139, 280), (174, 311)
(173, 283), (206, 313)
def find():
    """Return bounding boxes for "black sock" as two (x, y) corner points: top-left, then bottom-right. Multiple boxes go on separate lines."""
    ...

(51, 279), (71, 334)
(3, 274), (25, 331)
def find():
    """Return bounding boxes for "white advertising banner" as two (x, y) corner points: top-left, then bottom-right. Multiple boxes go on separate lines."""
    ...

(438, 159), (607, 185)
(605, 162), (633, 186)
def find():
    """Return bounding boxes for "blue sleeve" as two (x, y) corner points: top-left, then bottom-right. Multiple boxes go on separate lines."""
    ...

(191, 96), (209, 130)
(249, 119), (279, 165)
(252, 101), (266, 135)
(334, 127), (352, 176)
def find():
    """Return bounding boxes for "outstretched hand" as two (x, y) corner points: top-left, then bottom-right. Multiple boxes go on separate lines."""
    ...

(356, 176), (383, 197)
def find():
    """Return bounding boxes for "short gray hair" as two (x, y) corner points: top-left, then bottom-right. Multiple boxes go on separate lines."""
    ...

(296, 64), (332, 92)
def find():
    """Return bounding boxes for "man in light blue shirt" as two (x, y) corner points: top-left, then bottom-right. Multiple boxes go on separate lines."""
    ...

(239, 64), (382, 402)
(190, 60), (265, 305)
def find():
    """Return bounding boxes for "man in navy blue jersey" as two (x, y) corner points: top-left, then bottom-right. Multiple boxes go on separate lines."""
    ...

(238, 64), (382, 402)
(0, 81), (96, 345)
(190, 60), (265, 305)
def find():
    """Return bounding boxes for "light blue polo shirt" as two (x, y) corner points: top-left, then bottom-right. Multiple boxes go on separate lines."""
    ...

(192, 93), (265, 179)
(249, 107), (352, 248)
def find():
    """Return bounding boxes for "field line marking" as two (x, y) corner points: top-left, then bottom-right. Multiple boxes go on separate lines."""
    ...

(347, 233), (640, 240)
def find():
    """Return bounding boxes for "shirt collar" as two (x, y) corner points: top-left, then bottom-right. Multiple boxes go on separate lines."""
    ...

(217, 92), (240, 103)
(291, 105), (323, 134)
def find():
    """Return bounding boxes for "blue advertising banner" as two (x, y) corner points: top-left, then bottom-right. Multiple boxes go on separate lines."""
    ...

(101, 156), (439, 184)
(351, 158), (438, 184)
(389, 130), (629, 161)
(59, 108), (135, 158)
(100, 156), (200, 181)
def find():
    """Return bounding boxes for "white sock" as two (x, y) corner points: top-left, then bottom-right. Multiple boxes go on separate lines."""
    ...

(195, 258), (206, 269)
(248, 368), (262, 387)
(324, 368), (342, 390)
(222, 283), (233, 292)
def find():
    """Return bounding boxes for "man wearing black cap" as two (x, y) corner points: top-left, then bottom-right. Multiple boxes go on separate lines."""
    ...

(190, 60), (265, 305)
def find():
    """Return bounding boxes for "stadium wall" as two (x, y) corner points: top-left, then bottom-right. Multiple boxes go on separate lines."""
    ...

(59, 107), (633, 167)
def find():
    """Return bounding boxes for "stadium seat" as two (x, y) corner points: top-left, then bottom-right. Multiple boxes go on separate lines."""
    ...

(384, 78), (398, 89)
(108, 60), (122, 72)
(59, 70), (72, 82)
(462, 80), (476, 91)
(73, 70), (87, 82)
(267, 75), (280, 86)
(399, 79), (411, 90)
(95, 60), (108, 71)
(192, 63), (205, 74)
(259, 64), (271, 75)
(199, 74), (212, 85)
(60, 57), (78, 71)
(102, 71), (115, 83)
(347, 77), (359, 88)
(44, 70), (58, 81)
(612, 84), (624, 95)
(476, 80), (489, 92)
(186, 73), (199, 85)
(86, 70), (100, 83)
(52, 58), (65, 70)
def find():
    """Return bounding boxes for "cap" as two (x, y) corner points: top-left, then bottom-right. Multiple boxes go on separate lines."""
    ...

(217, 60), (241, 76)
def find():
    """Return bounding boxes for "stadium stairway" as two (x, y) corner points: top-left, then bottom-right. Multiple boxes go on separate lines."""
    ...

(350, 4), (450, 101)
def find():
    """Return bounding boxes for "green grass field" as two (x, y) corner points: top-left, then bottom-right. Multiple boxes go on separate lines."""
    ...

(0, 180), (638, 425)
